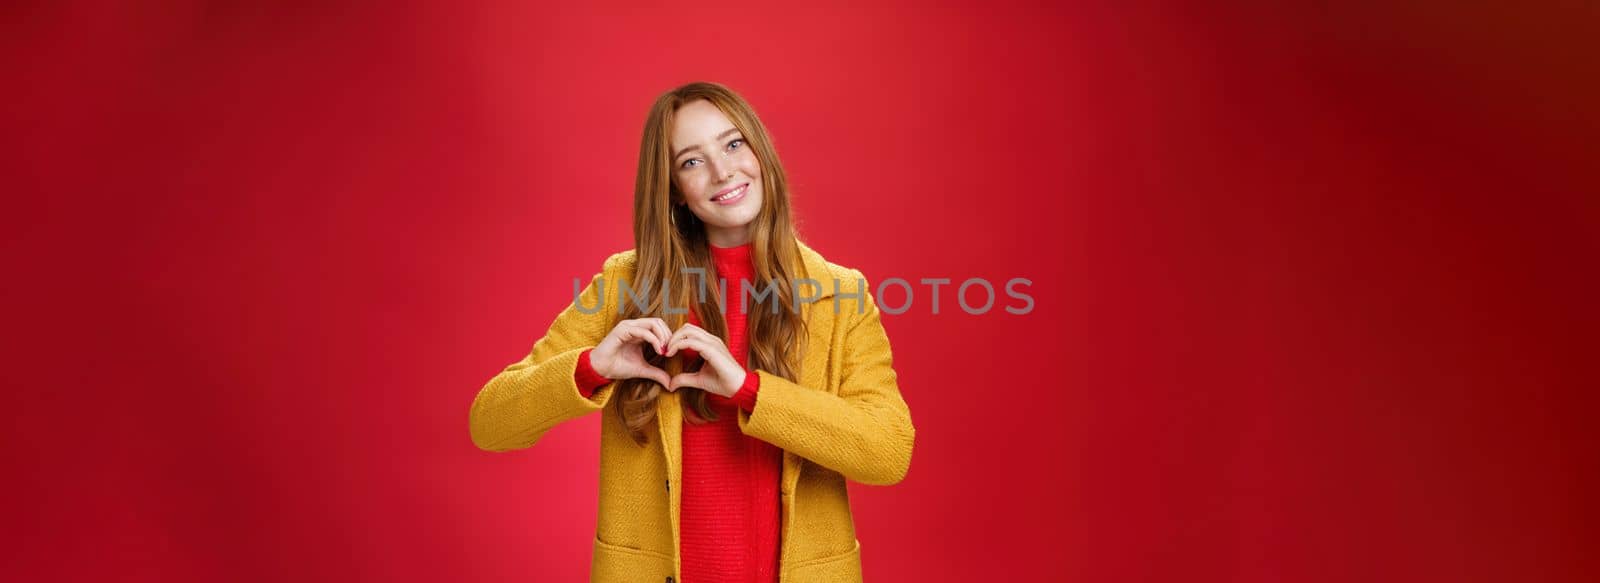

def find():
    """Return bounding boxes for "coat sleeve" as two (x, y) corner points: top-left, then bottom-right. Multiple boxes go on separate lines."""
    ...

(468, 254), (621, 452)
(736, 271), (916, 486)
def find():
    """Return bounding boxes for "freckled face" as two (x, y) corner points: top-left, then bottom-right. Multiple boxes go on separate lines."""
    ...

(670, 100), (763, 246)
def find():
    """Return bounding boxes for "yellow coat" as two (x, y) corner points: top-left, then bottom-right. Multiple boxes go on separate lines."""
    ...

(469, 241), (916, 582)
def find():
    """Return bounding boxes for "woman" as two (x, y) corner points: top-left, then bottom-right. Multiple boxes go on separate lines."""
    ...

(468, 81), (915, 582)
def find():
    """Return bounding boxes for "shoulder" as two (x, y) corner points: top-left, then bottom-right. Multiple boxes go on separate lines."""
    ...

(796, 239), (872, 299)
(602, 249), (637, 275)
(598, 242), (869, 293)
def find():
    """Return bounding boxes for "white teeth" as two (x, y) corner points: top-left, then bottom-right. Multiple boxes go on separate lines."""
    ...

(714, 185), (745, 202)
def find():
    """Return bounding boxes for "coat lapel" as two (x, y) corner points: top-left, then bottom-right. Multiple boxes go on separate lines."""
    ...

(657, 381), (683, 567)
(659, 240), (839, 569)
(784, 241), (837, 494)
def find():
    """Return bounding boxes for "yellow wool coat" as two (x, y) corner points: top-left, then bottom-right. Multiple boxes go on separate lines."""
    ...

(469, 241), (916, 582)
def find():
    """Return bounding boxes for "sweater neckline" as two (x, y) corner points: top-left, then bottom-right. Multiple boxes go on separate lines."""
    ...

(709, 241), (753, 255)
(709, 242), (754, 271)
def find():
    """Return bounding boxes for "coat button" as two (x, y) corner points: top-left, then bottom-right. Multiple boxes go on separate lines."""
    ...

(665, 479), (670, 492)
(666, 577), (674, 583)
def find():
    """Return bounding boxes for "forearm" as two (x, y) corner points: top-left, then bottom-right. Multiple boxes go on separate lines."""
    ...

(469, 345), (612, 452)
(736, 370), (913, 485)
(469, 259), (619, 452)
(734, 276), (916, 485)
(575, 349), (612, 398)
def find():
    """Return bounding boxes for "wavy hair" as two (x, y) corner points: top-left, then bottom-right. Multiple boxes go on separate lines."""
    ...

(614, 81), (809, 445)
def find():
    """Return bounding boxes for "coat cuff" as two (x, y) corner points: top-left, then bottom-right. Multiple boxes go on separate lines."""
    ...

(574, 349), (611, 398)
(730, 367), (761, 413)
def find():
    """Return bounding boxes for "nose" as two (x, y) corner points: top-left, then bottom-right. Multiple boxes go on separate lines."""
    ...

(706, 153), (734, 183)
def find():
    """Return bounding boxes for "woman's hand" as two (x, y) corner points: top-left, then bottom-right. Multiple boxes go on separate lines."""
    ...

(663, 323), (747, 398)
(589, 318), (673, 387)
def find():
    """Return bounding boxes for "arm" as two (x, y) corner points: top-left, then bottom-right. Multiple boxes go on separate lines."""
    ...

(574, 349), (612, 398)
(468, 255), (619, 452)
(735, 272), (916, 485)
(729, 369), (761, 413)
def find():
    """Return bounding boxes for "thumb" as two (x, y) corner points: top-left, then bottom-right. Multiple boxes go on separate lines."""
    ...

(668, 371), (703, 393)
(646, 368), (672, 388)
(631, 363), (670, 387)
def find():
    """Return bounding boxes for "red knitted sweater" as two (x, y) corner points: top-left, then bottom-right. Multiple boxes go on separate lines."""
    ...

(574, 242), (780, 582)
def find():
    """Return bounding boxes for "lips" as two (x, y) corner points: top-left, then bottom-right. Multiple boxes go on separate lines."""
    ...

(711, 183), (749, 205)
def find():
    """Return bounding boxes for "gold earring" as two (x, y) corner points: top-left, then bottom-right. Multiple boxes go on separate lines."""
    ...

(672, 203), (692, 230)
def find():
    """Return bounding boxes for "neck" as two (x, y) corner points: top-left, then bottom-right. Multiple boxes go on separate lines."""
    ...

(705, 224), (751, 248)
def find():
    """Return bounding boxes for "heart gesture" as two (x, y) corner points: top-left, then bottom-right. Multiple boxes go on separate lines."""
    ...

(662, 322), (746, 398)
(589, 318), (746, 398)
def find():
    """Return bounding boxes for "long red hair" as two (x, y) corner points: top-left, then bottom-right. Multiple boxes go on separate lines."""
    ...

(614, 81), (809, 445)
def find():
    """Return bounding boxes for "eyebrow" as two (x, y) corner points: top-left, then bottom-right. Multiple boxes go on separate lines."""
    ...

(673, 128), (743, 162)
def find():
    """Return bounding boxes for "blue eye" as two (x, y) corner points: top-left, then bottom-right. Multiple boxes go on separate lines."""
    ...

(679, 139), (743, 169)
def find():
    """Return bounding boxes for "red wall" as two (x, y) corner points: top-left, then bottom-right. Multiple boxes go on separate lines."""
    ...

(5, 1), (1596, 581)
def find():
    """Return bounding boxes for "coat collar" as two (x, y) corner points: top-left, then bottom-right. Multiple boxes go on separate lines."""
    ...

(613, 239), (836, 300)
(655, 238), (841, 553)
(794, 239), (837, 301)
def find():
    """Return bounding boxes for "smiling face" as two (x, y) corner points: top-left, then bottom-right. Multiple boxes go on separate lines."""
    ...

(670, 99), (764, 247)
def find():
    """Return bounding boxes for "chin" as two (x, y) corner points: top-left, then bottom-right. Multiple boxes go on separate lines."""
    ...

(696, 201), (762, 229)
(704, 214), (759, 231)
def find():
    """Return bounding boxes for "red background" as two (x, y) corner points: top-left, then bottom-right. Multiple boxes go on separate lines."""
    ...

(5, 1), (1597, 581)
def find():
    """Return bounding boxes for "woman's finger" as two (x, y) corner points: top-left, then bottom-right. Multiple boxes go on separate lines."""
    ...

(646, 318), (672, 353)
(621, 320), (666, 353)
(617, 326), (654, 350)
(685, 325), (725, 349)
(614, 328), (646, 350)
(664, 324), (688, 356)
(638, 364), (671, 387)
(665, 323), (723, 357)
(665, 329), (705, 356)
(675, 322), (708, 340)
(630, 319), (667, 353)
(668, 370), (706, 393)
(670, 335), (733, 370)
